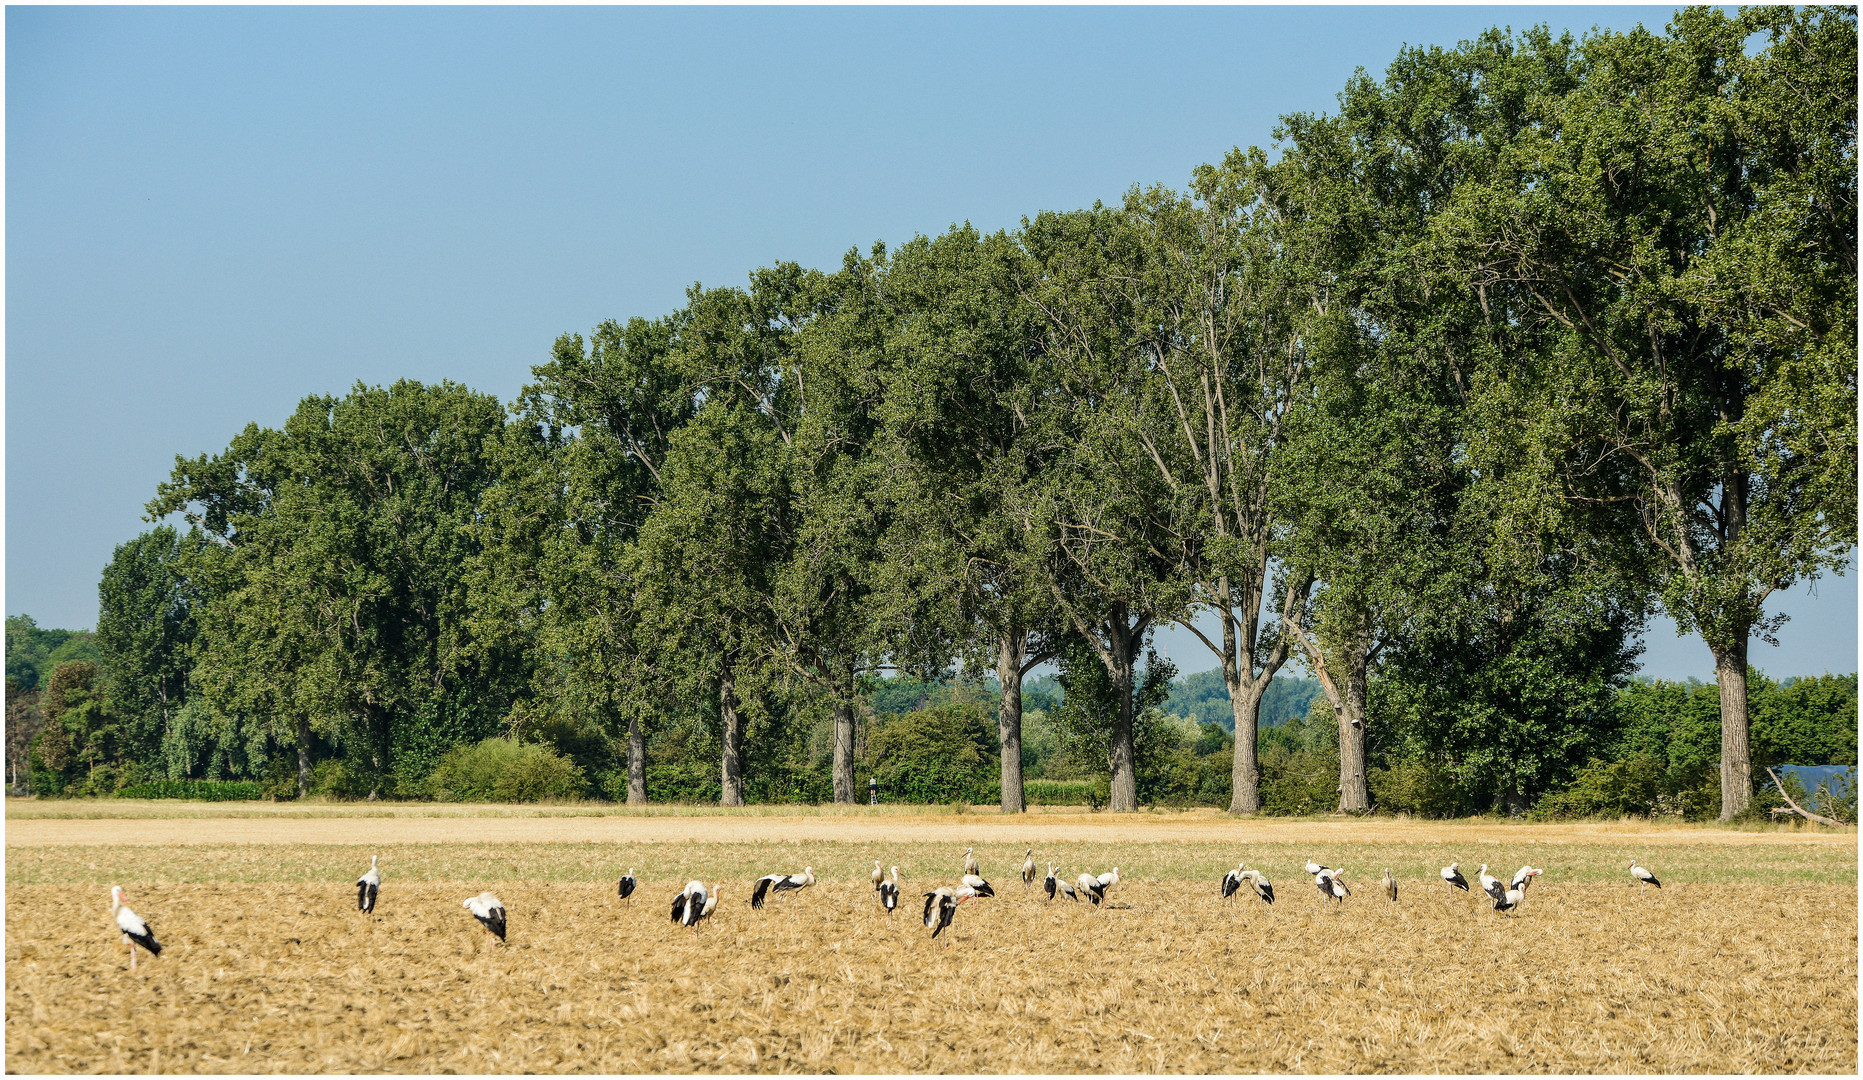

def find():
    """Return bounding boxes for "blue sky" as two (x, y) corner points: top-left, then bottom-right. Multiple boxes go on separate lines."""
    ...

(7, 5), (1854, 681)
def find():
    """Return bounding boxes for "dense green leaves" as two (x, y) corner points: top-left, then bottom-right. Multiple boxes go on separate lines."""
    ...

(149, 380), (521, 798)
(1428, 7), (1858, 817)
(6, 615), (98, 691)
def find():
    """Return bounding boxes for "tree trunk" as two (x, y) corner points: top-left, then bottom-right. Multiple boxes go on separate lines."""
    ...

(1714, 635), (1752, 821)
(719, 658), (744, 807)
(1228, 681), (1264, 814)
(626, 709), (647, 805)
(1108, 653), (1138, 813)
(831, 694), (856, 804)
(997, 632), (1027, 814)
(296, 716), (311, 799)
(1337, 630), (1371, 813)
(1219, 592), (1261, 815)
(1221, 572), (1304, 814)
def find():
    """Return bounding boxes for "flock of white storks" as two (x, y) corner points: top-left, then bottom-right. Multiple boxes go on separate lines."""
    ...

(102, 849), (1666, 966)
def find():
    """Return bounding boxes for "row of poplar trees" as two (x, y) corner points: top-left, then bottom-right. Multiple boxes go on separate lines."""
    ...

(124, 8), (1853, 818)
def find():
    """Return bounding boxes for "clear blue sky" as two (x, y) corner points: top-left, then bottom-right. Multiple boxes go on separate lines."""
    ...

(7, 5), (1854, 681)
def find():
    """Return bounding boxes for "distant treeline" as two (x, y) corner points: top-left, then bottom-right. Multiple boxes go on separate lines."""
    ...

(9, 604), (1854, 819)
(6, 7), (1856, 820)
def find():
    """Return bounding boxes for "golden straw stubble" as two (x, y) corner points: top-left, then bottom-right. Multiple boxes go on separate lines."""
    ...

(7, 876), (1855, 1073)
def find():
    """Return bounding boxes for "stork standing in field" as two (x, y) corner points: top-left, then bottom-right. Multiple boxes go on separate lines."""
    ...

(1477, 864), (1504, 900)
(463, 892), (507, 944)
(1312, 865), (1340, 903)
(1314, 867), (1349, 904)
(879, 866), (900, 914)
(356, 856), (380, 916)
(1221, 861), (1247, 902)
(1381, 868), (1397, 903)
(1239, 866), (1275, 905)
(871, 861), (885, 892)
(618, 869), (637, 902)
(1629, 859), (1661, 896)
(671, 880), (719, 935)
(1509, 865), (1542, 906)
(1021, 849), (1037, 890)
(1079, 868), (1119, 908)
(922, 887), (959, 939)
(960, 872), (995, 898)
(1305, 858), (1330, 877)
(750, 867), (815, 909)
(963, 848), (981, 878)
(109, 887), (162, 972)
(1045, 864), (1077, 902)
(1442, 861), (1470, 893)
(1492, 885), (1524, 917)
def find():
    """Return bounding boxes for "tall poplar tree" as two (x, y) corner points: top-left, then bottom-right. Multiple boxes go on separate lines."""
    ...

(881, 225), (1064, 812)
(474, 316), (694, 803)
(1019, 206), (1192, 812)
(1436, 8), (1857, 818)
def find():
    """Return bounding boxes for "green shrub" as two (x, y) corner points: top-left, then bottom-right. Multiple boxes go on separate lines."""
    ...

(1023, 779), (1108, 807)
(116, 779), (265, 801)
(863, 702), (997, 805)
(1530, 753), (1668, 819)
(1369, 758), (1468, 818)
(1530, 751), (1724, 821)
(1257, 706), (1340, 815)
(260, 756), (301, 801)
(641, 760), (722, 804)
(310, 759), (372, 800)
(426, 738), (588, 802)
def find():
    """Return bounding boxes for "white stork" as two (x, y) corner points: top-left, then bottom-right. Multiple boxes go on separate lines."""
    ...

(1477, 864), (1503, 900)
(1045, 863), (1077, 902)
(1078, 867), (1119, 908)
(1381, 868), (1397, 903)
(1221, 861), (1247, 901)
(1239, 867), (1275, 905)
(959, 872), (995, 898)
(1441, 861), (1470, 893)
(618, 868), (637, 901)
(1315, 867), (1350, 904)
(963, 847), (981, 878)
(356, 856), (380, 915)
(109, 886), (162, 972)
(1304, 857), (1330, 877)
(1510, 865), (1543, 892)
(671, 880), (718, 935)
(1629, 859), (1661, 895)
(1021, 849), (1037, 890)
(871, 860), (885, 891)
(879, 866), (901, 914)
(463, 892), (507, 944)
(922, 887), (959, 938)
(750, 866), (814, 909)
(1492, 886), (1524, 916)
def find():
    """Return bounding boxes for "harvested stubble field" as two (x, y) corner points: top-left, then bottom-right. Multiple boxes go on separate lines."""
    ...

(5, 804), (1856, 1073)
